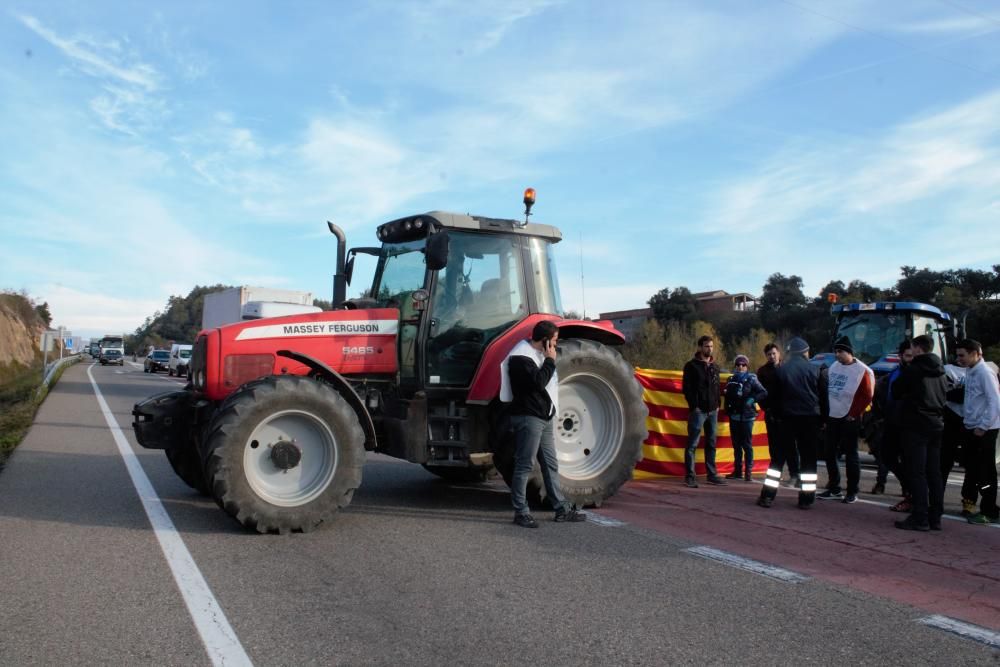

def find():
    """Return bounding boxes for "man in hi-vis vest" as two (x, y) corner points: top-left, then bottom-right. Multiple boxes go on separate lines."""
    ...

(500, 320), (587, 528)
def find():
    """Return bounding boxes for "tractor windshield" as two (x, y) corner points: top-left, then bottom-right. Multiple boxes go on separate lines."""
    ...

(835, 313), (908, 365)
(371, 239), (427, 307)
(526, 237), (563, 316)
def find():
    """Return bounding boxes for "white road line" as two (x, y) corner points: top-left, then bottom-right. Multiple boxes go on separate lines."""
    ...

(919, 615), (1000, 649)
(87, 365), (253, 667)
(684, 546), (809, 583)
(588, 513), (626, 527)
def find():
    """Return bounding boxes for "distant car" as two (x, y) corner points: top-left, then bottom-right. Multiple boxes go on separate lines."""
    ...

(168, 344), (193, 378)
(100, 349), (124, 366)
(144, 349), (171, 373)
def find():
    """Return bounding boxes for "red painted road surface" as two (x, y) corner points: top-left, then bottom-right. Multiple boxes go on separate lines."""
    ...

(602, 478), (1000, 631)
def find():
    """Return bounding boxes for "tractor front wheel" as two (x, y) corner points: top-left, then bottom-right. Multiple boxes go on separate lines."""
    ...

(202, 375), (365, 534)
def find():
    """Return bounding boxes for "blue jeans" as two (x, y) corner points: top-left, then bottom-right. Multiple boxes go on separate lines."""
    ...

(509, 415), (569, 515)
(685, 408), (718, 479)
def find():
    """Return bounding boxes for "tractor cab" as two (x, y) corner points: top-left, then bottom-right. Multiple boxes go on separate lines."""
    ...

(355, 211), (564, 392)
(811, 302), (954, 375)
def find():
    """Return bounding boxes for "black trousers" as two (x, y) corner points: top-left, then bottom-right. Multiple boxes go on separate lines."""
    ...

(875, 421), (907, 492)
(765, 416), (799, 477)
(941, 409), (977, 502)
(902, 426), (943, 525)
(825, 417), (861, 495)
(965, 428), (999, 519)
(762, 416), (819, 505)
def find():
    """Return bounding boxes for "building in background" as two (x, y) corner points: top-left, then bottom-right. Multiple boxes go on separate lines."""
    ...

(600, 290), (757, 342)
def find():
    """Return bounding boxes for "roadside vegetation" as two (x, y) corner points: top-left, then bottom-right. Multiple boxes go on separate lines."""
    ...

(0, 361), (44, 469)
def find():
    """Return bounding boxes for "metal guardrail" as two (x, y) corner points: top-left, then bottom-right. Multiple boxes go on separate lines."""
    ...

(37, 354), (82, 397)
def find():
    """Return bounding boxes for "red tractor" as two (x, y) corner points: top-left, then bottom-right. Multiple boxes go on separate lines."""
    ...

(133, 193), (647, 533)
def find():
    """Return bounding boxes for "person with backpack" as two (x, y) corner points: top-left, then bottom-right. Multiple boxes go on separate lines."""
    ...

(724, 355), (768, 481)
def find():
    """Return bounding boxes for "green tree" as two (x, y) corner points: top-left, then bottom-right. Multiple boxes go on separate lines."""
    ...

(759, 273), (807, 312)
(34, 301), (52, 327)
(648, 286), (698, 324)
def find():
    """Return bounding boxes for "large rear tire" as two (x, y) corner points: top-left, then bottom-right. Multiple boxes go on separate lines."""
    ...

(202, 375), (365, 534)
(493, 338), (647, 508)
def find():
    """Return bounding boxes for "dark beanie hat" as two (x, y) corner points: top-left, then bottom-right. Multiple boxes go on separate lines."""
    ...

(833, 336), (854, 355)
(786, 337), (809, 354)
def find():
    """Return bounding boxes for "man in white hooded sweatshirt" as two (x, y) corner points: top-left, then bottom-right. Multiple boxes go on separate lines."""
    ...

(500, 320), (586, 528)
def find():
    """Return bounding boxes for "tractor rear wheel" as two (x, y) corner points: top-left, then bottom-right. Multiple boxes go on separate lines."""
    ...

(202, 375), (365, 534)
(494, 338), (647, 508)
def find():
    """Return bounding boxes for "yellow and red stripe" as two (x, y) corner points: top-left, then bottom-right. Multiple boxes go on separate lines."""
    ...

(633, 368), (770, 479)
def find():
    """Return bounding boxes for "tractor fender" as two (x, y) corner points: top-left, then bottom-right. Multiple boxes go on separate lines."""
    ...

(466, 316), (626, 404)
(276, 349), (377, 450)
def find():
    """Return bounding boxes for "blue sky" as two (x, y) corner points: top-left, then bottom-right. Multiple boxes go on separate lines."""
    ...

(2, 1), (999, 342)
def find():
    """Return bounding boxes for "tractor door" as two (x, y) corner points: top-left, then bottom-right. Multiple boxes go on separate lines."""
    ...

(424, 232), (528, 387)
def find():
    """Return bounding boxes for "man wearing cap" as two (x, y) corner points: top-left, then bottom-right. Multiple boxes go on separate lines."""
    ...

(819, 337), (875, 504)
(757, 337), (828, 509)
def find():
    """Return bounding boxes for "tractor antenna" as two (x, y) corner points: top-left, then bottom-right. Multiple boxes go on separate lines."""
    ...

(580, 230), (586, 320)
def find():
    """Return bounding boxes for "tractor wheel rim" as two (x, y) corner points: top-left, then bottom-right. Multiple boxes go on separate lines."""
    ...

(556, 372), (625, 480)
(243, 409), (338, 507)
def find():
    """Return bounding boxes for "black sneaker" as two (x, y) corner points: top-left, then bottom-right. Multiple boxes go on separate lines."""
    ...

(684, 476), (699, 488)
(706, 477), (728, 486)
(929, 520), (942, 531)
(894, 518), (929, 532)
(818, 489), (843, 500)
(797, 502), (813, 510)
(724, 472), (741, 480)
(871, 482), (885, 495)
(513, 513), (539, 528)
(757, 496), (772, 508)
(554, 508), (587, 523)
(842, 494), (857, 504)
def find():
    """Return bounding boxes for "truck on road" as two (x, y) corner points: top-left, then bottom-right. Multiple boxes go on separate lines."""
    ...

(201, 286), (320, 330)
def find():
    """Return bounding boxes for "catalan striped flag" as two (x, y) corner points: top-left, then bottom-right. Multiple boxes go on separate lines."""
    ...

(633, 368), (770, 479)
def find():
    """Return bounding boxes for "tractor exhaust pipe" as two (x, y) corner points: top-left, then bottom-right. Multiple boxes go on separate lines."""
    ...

(327, 221), (347, 307)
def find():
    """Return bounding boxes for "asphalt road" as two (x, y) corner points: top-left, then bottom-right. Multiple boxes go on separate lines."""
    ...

(0, 360), (997, 666)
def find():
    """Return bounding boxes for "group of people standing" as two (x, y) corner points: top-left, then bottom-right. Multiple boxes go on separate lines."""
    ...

(681, 333), (1000, 530)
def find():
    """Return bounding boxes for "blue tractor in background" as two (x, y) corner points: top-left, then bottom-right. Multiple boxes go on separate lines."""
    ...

(811, 301), (958, 376)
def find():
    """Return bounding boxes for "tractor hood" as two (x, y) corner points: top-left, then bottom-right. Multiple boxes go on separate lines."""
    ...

(194, 308), (399, 401)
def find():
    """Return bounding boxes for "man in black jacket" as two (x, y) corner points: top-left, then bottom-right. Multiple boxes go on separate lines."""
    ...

(892, 335), (949, 531)
(757, 342), (800, 487)
(682, 335), (727, 487)
(758, 337), (828, 509)
(500, 320), (586, 528)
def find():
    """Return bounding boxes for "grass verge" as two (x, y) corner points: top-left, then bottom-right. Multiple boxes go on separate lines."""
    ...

(0, 360), (73, 472)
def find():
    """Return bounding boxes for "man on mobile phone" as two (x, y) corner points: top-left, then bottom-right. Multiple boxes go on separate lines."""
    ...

(500, 320), (587, 528)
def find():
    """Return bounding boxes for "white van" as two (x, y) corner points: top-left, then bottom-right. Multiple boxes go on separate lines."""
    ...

(169, 344), (193, 378)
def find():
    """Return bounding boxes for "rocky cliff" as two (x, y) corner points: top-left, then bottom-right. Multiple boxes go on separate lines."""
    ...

(0, 296), (44, 369)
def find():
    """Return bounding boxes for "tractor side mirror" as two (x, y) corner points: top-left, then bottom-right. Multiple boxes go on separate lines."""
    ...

(344, 256), (355, 285)
(425, 232), (449, 271)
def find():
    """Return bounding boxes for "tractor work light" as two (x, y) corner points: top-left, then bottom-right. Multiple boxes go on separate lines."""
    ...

(377, 216), (433, 243)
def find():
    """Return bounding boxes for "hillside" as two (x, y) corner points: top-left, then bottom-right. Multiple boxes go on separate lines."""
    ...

(0, 292), (47, 377)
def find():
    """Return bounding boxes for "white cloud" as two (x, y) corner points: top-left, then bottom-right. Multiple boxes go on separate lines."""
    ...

(892, 16), (993, 34)
(17, 13), (164, 135)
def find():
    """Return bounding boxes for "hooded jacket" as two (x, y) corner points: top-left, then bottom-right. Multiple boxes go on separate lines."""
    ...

(962, 359), (1000, 432)
(891, 352), (948, 431)
(773, 352), (829, 418)
(682, 354), (720, 412)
